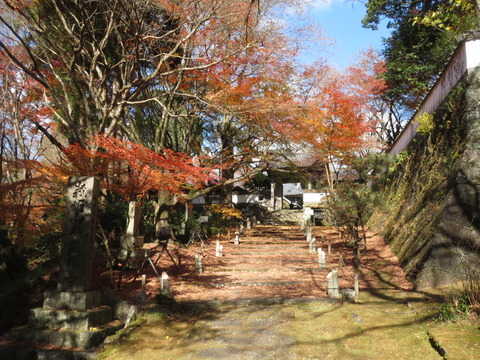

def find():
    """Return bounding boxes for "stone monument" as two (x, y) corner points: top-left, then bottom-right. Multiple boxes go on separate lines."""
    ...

(8, 177), (122, 358)
(56, 176), (99, 292)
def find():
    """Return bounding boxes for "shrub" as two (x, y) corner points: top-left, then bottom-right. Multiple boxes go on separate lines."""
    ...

(205, 204), (243, 235)
(435, 294), (472, 322)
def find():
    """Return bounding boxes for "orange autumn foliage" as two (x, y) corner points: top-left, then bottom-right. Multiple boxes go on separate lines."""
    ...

(205, 204), (243, 221)
(24, 135), (217, 200)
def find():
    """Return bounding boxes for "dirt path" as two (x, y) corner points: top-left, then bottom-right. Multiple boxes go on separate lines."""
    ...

(97, 225), (464, 360)
(179, 303), (298, 359)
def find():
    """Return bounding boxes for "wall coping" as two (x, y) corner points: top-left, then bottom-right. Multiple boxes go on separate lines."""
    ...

(388, 37), (480, 155)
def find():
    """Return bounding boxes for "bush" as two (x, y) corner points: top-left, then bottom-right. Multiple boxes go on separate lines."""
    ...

(435, 294), (472, 322)
(205, 204), (243, 235)
(326, 183), (375, 242)
(97, 197), (129, 244)
(23, 231), (62, 266)
(241, 202), (268, 222)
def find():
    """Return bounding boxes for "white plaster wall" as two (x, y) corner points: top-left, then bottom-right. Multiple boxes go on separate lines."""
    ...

(303, 192), (327, 204)
(232, 194), (261, 204)
(466, 39), (480, 69)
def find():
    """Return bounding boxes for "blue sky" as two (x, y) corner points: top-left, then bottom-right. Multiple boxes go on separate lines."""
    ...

(307, 0), (391, 68)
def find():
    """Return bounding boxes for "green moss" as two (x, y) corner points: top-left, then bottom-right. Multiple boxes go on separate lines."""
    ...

(370, 79), (468, 280)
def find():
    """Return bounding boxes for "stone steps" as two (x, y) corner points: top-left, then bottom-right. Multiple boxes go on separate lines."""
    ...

(0, 346), (99, 360)
(198, 280), (322, 288)
(169, 225), (336, 302)
(261, 209), (304, 225)
(208, 268), (324, 272)
(213, 258), (317, 263)
(10, 321), (123, 350)
(2, 291), (131, 360)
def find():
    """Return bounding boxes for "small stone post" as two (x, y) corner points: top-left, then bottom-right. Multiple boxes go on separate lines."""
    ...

(137, 274), (147, 304)
(141, 274), (146, 294)
(339, 252), (345, 270)
(328, 239), (332, 256)
(234, 231), (240, 245)
(161, 272), (170, 296)
(216, 239), (221, 257)
(195, 254), (203, 274)
(354, 245), (360, 296)
(318, 249), (326, 269)
(327, 270), (339, 299)
(247, 218), (251, 230)
(309, 237), (317, 254)
(219, 244), (224, 257)
(306, 228), (312, 243)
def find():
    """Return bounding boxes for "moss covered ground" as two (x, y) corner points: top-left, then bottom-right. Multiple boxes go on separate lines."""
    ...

(98, 288), (480, 359)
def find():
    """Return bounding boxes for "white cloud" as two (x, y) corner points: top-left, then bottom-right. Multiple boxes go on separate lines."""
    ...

(310, 0), (334, 11)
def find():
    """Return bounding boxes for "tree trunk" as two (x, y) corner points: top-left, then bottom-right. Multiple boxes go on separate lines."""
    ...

(354, 243), (360, 296)
(221, 168), (235, 206)
(325, 162), (334, 191)
(219, 113), (236, 206)
(154, 191), (178, 234)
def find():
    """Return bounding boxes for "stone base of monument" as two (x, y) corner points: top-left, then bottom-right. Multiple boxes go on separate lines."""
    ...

(0, 345), (99, 360)
(4, 290), (123, 360)
(43, 290), (101, 311)
(10, 321), (123, 348)
(29, 306), (113, 331)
